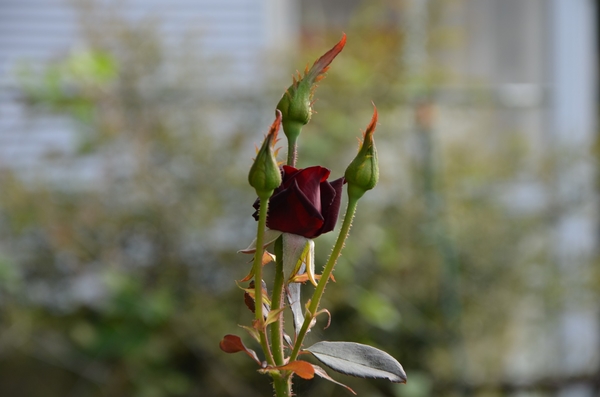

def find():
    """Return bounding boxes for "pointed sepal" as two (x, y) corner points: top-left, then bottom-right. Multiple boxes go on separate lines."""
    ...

(345, 104), (379, 200)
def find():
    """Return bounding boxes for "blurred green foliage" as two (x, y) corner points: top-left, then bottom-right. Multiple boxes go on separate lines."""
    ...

(0, 1), (591, 397)
(1, 3), (271, 396)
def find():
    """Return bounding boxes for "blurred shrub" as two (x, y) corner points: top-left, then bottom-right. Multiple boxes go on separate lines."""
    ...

(286, 2), (560, 396)
(0, 3), (273, 396)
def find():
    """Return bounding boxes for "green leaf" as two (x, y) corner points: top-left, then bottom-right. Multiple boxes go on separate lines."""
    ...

(239, 325), (261, 343)
(264, 307), (286, 326)
(312, 364), (356, 395)
(305, 341), (406, 383)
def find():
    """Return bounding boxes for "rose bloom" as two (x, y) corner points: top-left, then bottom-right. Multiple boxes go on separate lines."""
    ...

(253, 166), (344, 239)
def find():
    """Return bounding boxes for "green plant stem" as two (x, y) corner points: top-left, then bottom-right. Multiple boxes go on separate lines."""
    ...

(288, 195), (359, 362)
(287, 136), (298, 167)
(272, 373), (292, 397)
(268, 127), (299, 397)
(270, 236), (286, 366)
(253, 195), (275, 367)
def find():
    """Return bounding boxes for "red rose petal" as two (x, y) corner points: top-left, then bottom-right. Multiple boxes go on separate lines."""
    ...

(267, 179), (324, 237)
(252, 165), (343, 239)
(319, 177), (344, 235)
(292, 167), (330, 213)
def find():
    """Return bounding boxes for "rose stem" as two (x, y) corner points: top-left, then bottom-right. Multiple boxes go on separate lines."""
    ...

(253, 195), (275, 367)
(271, 237), (293, 397)
(288, 195), (359, 362)
(268, 131), (301, 396)
(272, 372), (292, 397)
(270, 236), (286, 366)
(273, 128), (300, 362)
(286, 136), (298, 168)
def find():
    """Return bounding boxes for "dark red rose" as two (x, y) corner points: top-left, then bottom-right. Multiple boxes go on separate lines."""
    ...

(253, 165), (344, 239)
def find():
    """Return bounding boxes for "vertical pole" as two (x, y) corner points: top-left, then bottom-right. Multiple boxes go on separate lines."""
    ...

(550, 0), (599, 395)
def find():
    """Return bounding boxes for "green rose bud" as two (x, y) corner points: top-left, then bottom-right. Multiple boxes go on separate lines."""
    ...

(344, 105), (379, 200)
(276, 34), (346, 146)
(248, 111), (283, 199)
(276, 79), (312, 145)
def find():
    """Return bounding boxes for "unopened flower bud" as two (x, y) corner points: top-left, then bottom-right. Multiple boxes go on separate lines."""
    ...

(248, 111), (283, 199)
(276, 34), (346, 144)
(276, 80), (312, 144)
(344, 105), (379, 200)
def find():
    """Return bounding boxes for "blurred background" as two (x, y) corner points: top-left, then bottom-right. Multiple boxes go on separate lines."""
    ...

(0, 0), (599, 396)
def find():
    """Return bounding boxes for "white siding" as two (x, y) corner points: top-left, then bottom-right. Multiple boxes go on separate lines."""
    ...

(0, 0), (297, 181)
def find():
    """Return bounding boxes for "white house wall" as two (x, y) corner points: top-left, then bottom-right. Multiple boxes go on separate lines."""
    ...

(0, 0), (298, 183)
